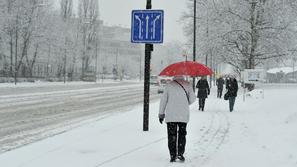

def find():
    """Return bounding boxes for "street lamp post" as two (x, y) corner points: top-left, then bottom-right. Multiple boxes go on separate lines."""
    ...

(193, 0), (197, 92)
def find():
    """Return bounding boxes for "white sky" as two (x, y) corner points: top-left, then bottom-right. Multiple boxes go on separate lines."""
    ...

(55, 0), (188, 43)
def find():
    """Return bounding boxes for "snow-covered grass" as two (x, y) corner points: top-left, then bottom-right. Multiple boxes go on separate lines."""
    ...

(0, 85), (296, 167)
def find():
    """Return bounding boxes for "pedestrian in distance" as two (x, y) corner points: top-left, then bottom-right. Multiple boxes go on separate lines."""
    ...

(216, 76), (224, 98)
(196, 76), (210, 111)
(225, 76), (238, 112)
(159, 76), (196, 163)
(225, 76), (230, 89)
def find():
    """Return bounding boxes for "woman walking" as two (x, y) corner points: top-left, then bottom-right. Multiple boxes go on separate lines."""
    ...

(196, 76), (210, 111)
(159, 76), (196, 162)
(226, 76), (238, 112)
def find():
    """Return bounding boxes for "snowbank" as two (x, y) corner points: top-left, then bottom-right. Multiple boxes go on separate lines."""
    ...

(267, 67), (297, 74)
(0, 79), (142, 88)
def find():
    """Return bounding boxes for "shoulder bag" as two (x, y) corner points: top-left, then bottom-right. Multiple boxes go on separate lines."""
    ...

(174, 80), (190, 103)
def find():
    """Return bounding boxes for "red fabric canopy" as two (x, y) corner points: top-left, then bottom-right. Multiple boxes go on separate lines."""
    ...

(159, 61), (213, 77)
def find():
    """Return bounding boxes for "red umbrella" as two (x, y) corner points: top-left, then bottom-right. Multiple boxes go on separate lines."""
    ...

(159, 61), (213, 77)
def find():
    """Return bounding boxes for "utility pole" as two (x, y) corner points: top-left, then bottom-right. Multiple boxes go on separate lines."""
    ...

(193, 0), (197, 92)
(143, 0), (153, 131)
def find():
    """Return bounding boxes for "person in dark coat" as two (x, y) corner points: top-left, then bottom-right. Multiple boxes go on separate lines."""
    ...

(216, 76), (224, 98)
(226, 77), (238, 112)
(196, 76), (210, 111)
(225, 77), (230, 89)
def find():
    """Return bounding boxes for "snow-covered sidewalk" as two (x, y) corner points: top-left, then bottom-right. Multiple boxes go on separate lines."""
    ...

(0, 85), (296, 167)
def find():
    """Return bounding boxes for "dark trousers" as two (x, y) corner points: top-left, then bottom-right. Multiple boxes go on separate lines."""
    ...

(167, 122), (187, 157)
(199, 98), (206, 109)
(229, 96), (236, 111)
(217, 88), (223, 98)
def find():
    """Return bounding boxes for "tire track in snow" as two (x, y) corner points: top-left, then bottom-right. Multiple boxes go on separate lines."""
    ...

(0, 84), (160, 154)
(94, 137), (167, 167)
(185, 98), (230, 167)
(0, 87), (144, 123)
(0, 84), (147, 125)
(0, 87), (155, 128)
(0, 93), (160, 153)
(196, 112), (229, 166)
(0, 85), (144, 110)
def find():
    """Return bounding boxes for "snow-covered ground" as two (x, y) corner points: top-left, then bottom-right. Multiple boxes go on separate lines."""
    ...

(267, 67), (297, 74)
(0, 81), (160, 154)
(0, 84), (296, 167)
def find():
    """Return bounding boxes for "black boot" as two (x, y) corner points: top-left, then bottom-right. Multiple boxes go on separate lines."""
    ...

(170, 155), (176, 162)
(177, 155), (185, 162)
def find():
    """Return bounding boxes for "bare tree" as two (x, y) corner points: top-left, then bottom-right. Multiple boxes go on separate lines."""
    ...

(0, 0), (53, 79)
(60, 0), (73, 82)
(78, 0), (99, 77)
(182, 0), (297, 71)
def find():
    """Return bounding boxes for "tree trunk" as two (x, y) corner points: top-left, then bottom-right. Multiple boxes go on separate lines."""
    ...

(29, 44), (39, 77)
(18, 36), (30, 73)
(14, 15), (19, 85)
(9, 31), (13, 77)
(249, 0), (258, 69)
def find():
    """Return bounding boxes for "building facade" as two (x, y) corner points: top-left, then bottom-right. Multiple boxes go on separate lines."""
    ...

(0, 20), (142, 81)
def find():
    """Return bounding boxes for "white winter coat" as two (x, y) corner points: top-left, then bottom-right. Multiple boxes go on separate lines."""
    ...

(159, 78), (196, 123)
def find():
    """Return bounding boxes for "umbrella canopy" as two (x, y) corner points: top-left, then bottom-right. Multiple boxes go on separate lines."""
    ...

(159, 61), (213, 77)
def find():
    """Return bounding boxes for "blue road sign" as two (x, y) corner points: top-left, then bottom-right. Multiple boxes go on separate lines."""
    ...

(131, 10), (164, 43)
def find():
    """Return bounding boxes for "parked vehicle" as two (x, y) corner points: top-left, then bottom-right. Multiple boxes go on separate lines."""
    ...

(150, 75), (159, 85)
(157, 77), (172, 94)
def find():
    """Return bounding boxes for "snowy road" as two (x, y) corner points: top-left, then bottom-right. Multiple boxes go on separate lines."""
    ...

(0, 82), (160, 154)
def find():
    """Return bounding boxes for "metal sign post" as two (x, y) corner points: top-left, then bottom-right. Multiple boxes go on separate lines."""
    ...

(144, 0), (152, 132)
(131, 0), (164, 131)
(143, 43), (153, 131)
